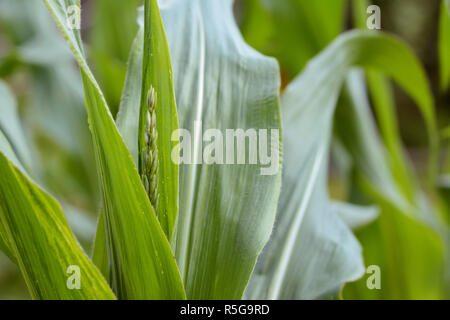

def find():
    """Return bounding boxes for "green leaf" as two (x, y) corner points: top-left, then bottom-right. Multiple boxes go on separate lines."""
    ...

(0, 151), (115, 299)
(154, 0), (282, 299)
(246, 30), (440, 299)
(43, 0), (185, 299)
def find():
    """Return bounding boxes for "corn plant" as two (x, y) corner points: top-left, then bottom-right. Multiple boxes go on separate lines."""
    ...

(0, 0), (449, 300)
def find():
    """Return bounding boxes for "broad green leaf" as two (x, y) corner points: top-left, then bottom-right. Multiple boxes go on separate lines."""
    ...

(246, 139), (364, 299)
(154, 0), (282, 299)
(246, 30), (440, 300)
(440, 0), (450, 92)
(0, 151), (115, 299)
(43, 0), (185, 299)
(138, 0), (180, 239)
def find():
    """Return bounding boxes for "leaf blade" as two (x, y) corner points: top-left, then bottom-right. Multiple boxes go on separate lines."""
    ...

(0, 152), (115, 300)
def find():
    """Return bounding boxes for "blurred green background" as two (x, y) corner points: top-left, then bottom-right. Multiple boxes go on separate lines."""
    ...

(0, 0), (449, 299)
